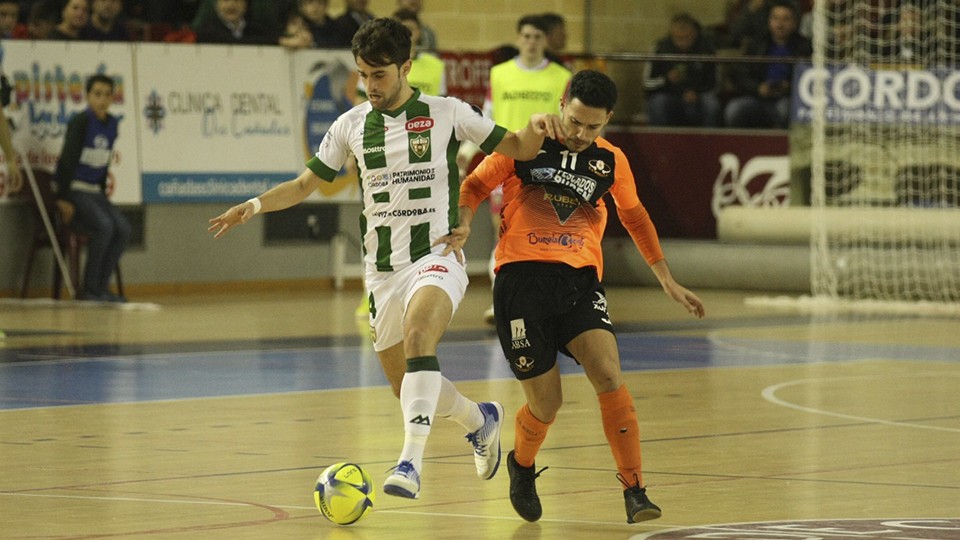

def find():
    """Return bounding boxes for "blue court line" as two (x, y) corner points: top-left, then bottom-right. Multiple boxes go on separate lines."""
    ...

(1, 333), (957, 410)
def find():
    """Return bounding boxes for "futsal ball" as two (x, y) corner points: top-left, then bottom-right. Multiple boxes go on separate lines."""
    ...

(314, 462), (376, 525)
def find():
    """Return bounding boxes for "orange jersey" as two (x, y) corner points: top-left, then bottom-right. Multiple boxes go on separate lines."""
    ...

(460, 136), (664, 280)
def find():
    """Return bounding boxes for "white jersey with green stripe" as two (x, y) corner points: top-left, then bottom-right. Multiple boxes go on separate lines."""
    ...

(307, 89), (507, 272)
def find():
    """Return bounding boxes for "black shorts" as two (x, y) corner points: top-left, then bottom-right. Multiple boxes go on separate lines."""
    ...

(493, 262), (614, 380)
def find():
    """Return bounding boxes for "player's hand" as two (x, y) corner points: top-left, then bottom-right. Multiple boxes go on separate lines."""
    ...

(56, 200), (75, 225)
(207, 200), (256, 239)
(529, 113), (565, 143)
(662, 280), (705, 319)
(433, 223), (471, 264)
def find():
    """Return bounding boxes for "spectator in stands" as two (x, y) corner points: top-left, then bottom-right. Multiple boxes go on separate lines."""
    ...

(192, 0), (292, 39)
(643, 13), (721, 127)
(727, 0), (775, 50)
(0, 41), (22, 194)
(125, 0), (200, 26)
(878, 2), (927, 65)
(195, 0), (277, 45)
(393, 8), (444, 96)
(332, 0), (373, 46)
(724, 0), (811, 129)
(397, 0), (435, 52)
(49, 0), (89, 39)
(54, 74), (131, 302)
(80, 0), (129, 41)
(278, 3), (311, 49)
(0, 0), (22, 37)
(300, 0), (342, 48)
(21, 0), (59, 39)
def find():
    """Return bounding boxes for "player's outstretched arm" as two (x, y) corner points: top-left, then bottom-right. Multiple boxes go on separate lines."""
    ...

(493, 113), (564, 161)
(650, 259), (705, 318)
(208, 168), (322, 239)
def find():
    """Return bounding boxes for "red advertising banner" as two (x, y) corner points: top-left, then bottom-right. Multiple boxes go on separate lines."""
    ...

(439, 51), (494, 108)
(604, 128), (790, 239)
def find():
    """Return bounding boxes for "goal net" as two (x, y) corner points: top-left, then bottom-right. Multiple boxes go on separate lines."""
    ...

(808, 0), (960, 305)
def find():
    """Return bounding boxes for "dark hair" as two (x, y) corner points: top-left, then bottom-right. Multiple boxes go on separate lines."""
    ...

(29, 0), (60, 24)
(86, 73), (114, 94)
(392, 8), (420, 28)
(671, 12), (701, 32)
(516, 14), (548, 34)
(540, 12), (564, 32)
(351, 17), (411, 68)
(769, 0), (800, 22)
(565, 70), (617, 112)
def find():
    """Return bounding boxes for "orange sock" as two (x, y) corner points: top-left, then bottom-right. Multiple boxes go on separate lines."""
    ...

(598, 384), (643, 488)
(513, 404), (553, 468)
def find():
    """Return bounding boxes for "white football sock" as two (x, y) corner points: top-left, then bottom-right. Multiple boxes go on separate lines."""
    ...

(435, 376), (484, 432)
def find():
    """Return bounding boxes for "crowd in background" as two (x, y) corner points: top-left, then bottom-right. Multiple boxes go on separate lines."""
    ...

(2, 0), (955, 130)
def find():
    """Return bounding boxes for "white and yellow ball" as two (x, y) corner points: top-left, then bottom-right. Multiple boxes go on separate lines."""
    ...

(314, 462), (375, 525)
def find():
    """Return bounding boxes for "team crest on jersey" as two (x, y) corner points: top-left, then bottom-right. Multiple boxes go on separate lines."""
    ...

(588, 159), (611, 177)
(410, 135), (430, 158)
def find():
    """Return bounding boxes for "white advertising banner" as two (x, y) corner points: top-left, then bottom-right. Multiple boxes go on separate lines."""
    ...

(136, 43), (300, 203)
(1, 40), (140, 203)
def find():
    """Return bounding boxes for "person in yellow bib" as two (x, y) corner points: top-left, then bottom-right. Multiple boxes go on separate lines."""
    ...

(479, 14), (572, 324)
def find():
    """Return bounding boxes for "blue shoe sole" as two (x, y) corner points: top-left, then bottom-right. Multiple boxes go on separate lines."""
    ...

(382, 484), (419, 499)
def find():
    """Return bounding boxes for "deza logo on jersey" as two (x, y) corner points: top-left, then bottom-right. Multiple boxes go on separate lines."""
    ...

(406, 116), (434, 133)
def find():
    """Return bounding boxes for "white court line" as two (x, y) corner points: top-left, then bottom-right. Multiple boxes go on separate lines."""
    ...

(761, 373), (960, 433)
(0, 491), (669, 528)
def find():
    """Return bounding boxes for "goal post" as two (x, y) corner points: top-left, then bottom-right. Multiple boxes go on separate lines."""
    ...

(806, 0), (960, 305)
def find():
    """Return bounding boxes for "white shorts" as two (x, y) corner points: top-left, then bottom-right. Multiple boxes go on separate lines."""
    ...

(365, 252), (469, 352)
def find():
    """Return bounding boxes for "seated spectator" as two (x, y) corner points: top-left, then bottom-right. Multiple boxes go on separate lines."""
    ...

(49, 0), (89, 39)
(277, 3), (311, 49)
(643, 13), (722, 127)
(18, 0), (59, 39)
(724, 0), (811, 129)
(0, 0), (23, 38)
(876, 2), (927, 65)
(195, 0), (277, 45)
(192, 0), (292, 39)
(332, 0), (373, 46)
(726, 0), (775, 50)
(80, 0), (129, 41)
(300, 0), (343, 48)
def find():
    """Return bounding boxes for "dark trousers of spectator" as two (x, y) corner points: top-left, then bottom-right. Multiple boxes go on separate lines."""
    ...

(724, 95), (791, 129)
(70, 191), (131, 297)
(647, 92), (722, 127)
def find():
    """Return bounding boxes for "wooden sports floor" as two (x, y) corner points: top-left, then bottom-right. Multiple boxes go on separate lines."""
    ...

(1, 283), (959, 539)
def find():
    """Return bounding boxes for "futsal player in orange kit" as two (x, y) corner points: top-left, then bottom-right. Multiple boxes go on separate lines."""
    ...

(439, 70), (705, 523)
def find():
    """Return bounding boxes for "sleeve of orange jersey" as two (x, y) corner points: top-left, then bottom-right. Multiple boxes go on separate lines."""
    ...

(459, 152), (516, 212)
(603, 140), (665, 266)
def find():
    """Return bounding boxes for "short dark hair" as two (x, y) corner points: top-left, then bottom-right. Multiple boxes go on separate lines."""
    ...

(565, 70), (617, 112)
(86, 74), (114, 94)
(351, 17), (412, 68)
(392, 8), (420, 28)
(516, 14), (548, 34)
(540, 13), (564, 32)
(29, 0), (59, 24)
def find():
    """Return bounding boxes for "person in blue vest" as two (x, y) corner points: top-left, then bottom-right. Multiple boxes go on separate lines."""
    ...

(54, 74), (130, 302)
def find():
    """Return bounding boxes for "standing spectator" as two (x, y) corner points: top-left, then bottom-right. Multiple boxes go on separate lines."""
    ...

(480, 14), (572, 324)
(0, 0), (22, 37)
(195, 0), (277, 45)
(332, 0), (373, 46)
(54, 74), (131, 302)
(0, 42), (22, 195)
(80, 0), (128, 41)
(299, 0), (342, 48)
(393, 8), (444, 96)
(397, 0), (435, 52)
(643, 13), (721, 127)
(49, 0), (88, 39)
(724, 0), (811, 129)
(540, 12), (566, 64)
